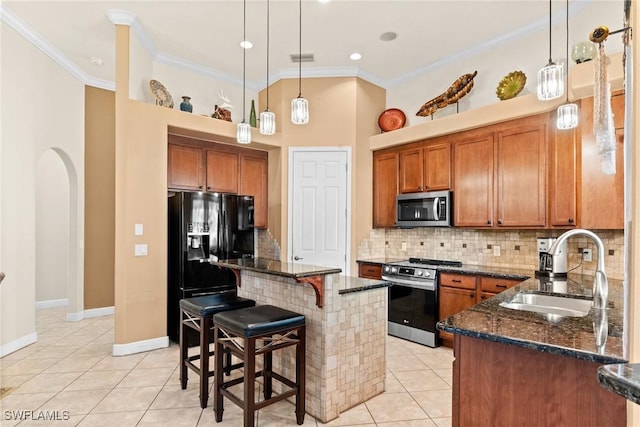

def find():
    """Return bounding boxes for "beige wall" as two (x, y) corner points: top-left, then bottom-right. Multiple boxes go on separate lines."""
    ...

(84, 87), (116, 309)
(1, 21), (85, 354)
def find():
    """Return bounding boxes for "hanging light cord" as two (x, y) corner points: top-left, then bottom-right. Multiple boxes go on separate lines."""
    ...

(265, 0), (270, 110)
(547, 0), (553, 64)
(242, 0), (247, 122)
(298, 0), (302, 98)
(565, 0), (569, 103)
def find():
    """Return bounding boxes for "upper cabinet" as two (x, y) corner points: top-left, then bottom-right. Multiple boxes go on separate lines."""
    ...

(168, 135), (269, 229)
(168, 144), (204, 191)
(399, 139), (451, 193)
(453, 115), (547, 228)
(579, 91), (625, 229)
(373, 151), (399, 228)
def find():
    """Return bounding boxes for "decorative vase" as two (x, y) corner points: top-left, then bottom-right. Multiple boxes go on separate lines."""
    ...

(180, 96), (193, 113)
(249, 99), (257, 127)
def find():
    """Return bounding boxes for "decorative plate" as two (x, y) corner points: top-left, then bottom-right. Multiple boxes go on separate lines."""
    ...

(496, 71), (527, 101)
(149, 79), (174, 108)
(378, 108), (406, 132)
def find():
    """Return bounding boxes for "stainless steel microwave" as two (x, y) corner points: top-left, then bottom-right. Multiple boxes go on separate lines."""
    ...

(395, 190), (453, 227)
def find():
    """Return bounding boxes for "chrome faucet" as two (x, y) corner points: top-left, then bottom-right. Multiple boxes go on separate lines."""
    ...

(548, 229), (608, 309)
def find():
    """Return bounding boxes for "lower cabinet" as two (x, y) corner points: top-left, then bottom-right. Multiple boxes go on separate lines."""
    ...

(439, 272), (522, 347)
(357, 262), (382, 280)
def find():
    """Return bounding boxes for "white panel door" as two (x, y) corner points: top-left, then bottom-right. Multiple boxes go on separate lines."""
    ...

(290, 149), (348, 274)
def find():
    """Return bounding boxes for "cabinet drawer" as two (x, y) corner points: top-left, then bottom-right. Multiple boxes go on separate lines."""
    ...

(480, 276), (521, 293)
(439, 273), (476, 290)
(358, 263), (382, 279)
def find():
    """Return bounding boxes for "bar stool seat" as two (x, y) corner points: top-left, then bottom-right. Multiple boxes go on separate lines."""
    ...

(213, 305), (306, 426)
(179, 292), (255, 408)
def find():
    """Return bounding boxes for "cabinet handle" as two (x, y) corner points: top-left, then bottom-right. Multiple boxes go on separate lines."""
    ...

(418, 186), (422, 190)
(497, 219), (503, 225)
(199, 185), (203, 189)
(568, 218), (574, 224)
(487, 220), (492, 225)
(481, 295), (487, 299)
(452, 279), (462, 283)
(495, 284), (507, 288)
(470, 293), (475, 298)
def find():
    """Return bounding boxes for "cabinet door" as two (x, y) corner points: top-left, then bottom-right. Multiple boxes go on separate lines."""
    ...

(168, 144), (204, 190)
(453, 134), (495, 227)
(399, 148), (423, 193)
(579, 96), (624, 229)
(373, 151), (399, 228)
(479, 276), (521, 293)
(549, 112), (579, 228)
(358, 263), (382, 279)
(239, 154), (268, 229)
(440, 272), (477, 290)
(424, 142), (451, 191)
(496, 120), (546, 227)
(439, 286), (477, 343)
(206, 150), (239, 193)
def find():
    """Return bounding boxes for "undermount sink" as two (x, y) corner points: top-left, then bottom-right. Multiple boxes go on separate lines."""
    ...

(500, 293), (593, 317)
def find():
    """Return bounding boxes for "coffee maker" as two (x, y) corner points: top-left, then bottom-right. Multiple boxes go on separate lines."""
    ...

(535, 237), (568, 277)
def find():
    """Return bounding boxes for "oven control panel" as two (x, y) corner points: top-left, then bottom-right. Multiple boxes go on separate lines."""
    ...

(383, 265), (435, 279)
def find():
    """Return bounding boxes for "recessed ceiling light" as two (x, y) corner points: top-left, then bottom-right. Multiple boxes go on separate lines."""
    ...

(349, 52), (362, 61)
(89, 56), (103, 65)
(318, 0), (330, 3)
(380, 32), (397, 42)
(240, 40), (253, 49)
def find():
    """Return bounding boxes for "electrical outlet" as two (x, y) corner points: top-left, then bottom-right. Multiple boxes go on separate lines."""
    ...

(583, 248), (593, 262)
(493, 245), (501, 256)
(401, 241), (407, 251)
(135, 244), (148, 256)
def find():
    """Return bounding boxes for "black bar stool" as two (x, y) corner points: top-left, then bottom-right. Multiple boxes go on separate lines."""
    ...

(213, 305), (306, 426)
(179, 293), (256, 408)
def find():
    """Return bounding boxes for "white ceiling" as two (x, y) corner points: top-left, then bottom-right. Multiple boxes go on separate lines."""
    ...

(1, 1), (626, 90)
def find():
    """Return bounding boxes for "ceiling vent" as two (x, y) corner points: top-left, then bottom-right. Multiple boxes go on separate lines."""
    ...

(290, 53), (315, 63)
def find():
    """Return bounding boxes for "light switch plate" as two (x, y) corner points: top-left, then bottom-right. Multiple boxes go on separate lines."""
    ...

(583, 248), (592, 262)
(135, 223), (144, 236)
(135, 244), (148, 256)
(401, 241), (407, 251)
(493, 245), (501, 256)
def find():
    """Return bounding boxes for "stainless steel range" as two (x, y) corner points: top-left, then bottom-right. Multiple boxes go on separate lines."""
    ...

(382, 258), (462, 347)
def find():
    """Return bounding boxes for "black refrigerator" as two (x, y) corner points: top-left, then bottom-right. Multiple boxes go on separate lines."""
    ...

(167, 191), (254, 342)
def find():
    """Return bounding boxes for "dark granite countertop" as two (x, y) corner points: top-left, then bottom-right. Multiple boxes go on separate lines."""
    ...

(437, 273), (626, 364)
(436, 264), (531, 280)
(210, 258), (341, 279)
(335, 276), (391, 295)
(597, 363), (640, 405)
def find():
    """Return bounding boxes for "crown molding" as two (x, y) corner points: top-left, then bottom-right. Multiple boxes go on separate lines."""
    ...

(1, 4), (115, 91)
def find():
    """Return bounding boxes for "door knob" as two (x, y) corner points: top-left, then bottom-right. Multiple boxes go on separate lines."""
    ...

(294, 256), (303, 261)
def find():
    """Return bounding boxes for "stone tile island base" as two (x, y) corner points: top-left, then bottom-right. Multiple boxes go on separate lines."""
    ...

(236, 270), (387, 423)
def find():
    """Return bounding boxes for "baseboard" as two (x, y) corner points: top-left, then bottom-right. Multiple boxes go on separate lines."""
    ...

(0, 332), (37, 358)
(35, 298), (68, 310)
(84, 306), (115, 318)
(112, 336), (169, 356)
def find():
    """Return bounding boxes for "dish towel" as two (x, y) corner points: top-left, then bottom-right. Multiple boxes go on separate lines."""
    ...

(593, 42), (616, 175)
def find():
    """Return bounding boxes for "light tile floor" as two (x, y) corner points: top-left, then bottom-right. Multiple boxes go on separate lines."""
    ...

(1, 308), (453, 426)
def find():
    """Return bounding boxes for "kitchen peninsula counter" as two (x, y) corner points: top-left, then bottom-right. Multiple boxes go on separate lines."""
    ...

(210, 258), (388, 423)
(437, 274), (627, 426)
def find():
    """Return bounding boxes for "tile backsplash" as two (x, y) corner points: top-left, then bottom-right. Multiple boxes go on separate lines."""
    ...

(357, 228), (625, 280)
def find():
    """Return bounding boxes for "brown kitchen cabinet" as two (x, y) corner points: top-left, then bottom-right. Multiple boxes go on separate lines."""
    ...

(168, 143), (204, 191)
(373, 150), (399, 228)
(399, 140), (451, 193)
(453, 115), (547, 228)
(168, 135), (269, 229)
(579, 92), (624, 229)
(548, 107), (580, 228)
(357, 262), (382, 279)
(439, 273), (522, 347)
(239, 153), (268, 229)
(206, 150), (239, 193)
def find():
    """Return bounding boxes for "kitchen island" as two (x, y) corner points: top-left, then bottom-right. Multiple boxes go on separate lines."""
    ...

(210, 258), (390, 423)
(437, 274), (627, 427)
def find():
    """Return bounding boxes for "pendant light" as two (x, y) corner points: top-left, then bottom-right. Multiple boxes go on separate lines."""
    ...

(537, 0), (564, 101)
(291, 0), (309, 125)
(260, 0), (276, 135)
(557, 0), (578, 129)
(237, 0), (251, 144)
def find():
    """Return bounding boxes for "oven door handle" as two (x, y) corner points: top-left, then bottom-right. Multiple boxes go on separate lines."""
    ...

(382, 276), (436, 291)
